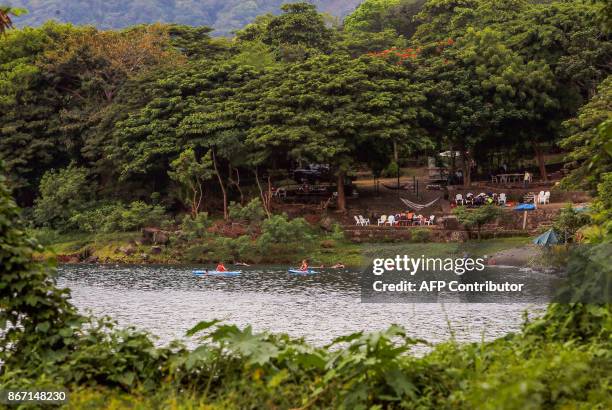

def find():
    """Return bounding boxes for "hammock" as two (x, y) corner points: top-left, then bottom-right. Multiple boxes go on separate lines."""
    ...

(400, 197), (441, 211)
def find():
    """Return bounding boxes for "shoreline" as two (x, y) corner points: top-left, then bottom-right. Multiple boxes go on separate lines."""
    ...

(485, 244), (543, 268)
(41, 234), (542, 270)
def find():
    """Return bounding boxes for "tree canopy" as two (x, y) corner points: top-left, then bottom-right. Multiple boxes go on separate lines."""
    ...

(0, 0), (609, 223)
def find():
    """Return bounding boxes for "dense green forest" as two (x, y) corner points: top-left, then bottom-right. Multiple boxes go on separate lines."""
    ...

(4, 0), (362, 35)
(0, 0), (609, 235)
(1, 1), (611, 408)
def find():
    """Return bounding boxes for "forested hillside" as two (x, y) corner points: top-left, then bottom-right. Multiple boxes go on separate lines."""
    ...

(0, 0), (609, 231)
(4, 0), (362, 35)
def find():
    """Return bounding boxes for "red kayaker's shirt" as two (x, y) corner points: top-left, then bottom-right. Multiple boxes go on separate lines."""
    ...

(216, 265), (226, 272)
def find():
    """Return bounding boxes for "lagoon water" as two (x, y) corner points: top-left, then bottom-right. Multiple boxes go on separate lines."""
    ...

(57, 264), (552, 349)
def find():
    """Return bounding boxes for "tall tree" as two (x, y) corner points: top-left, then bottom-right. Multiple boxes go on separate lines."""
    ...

(560, 77), (612, 191)
(415, 27), (556, 186)
(344, 0), (426, 38)
(246, 54), (429, 211)
(237, 2), (334, 62)
(175, 64), (262, 219)
(0, 23), (183, 204)
(0, 6), (26, 34)
(413, 0), (610, 181)
(0, 23), (74, 204)
(168, 149), (215, 217)
(114, 61), (262, 219)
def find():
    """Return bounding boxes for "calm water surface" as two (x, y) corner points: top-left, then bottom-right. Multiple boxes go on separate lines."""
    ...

(57, 264), (549, 348)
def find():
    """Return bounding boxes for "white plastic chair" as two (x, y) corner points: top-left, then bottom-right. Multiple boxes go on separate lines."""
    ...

(354, 216), (363, 226)
(377, 215), (387, 226)
(425, 215), (435, 226)
(359, 215), (370, 226)
(386, 215), (396, 226)
(498, 193), (507, 205)
(544, 191), (550, 204)
(537, 191), (545, 204)
(455, 194), (464, 205)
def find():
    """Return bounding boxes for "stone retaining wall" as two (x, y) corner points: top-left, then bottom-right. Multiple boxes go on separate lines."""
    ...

(343, 226), (530, 243)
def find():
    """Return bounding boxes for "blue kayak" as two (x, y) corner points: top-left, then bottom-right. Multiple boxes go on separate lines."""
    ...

(193, 270), (241, 277)
(288, 269), (316, 275)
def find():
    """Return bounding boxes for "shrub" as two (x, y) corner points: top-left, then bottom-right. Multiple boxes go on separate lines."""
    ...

(411, 228), (430, 243)
(26, 227), (61, 246)
(114, 201), (167, 231)
(453, 205), (502, 240)
(553, 204), (591, 243)
(217, 235), (253, 262)
(184, 244), (210, 263)
(382, 161), (400, 178)
(331, 223), (345, 241)
(0, 163), (80, 370)
(33, 165), (94, 231)
(179, 213), (211, 240)
(256, 214), (314, 250)
(71, 201), (168, 233)
(229, 198), (266, 225)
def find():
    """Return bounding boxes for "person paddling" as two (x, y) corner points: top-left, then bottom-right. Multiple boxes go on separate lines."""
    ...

(299, 259), (309, 272)
(216, 261), (227, 272)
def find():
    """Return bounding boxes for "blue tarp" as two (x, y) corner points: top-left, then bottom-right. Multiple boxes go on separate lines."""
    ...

(533, 229), (559, 246)
(514, 203), (536, 211)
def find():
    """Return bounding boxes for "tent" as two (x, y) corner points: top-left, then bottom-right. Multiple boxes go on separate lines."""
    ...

(533, 229), (559, 246)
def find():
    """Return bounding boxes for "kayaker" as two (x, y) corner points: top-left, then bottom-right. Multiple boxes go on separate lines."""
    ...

(216, 262), (227, 272)
(299, 259), (309, 272)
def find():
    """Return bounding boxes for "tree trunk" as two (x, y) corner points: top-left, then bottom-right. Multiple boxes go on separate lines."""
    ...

(462, 150), (471, 188)
(235, 168), (243, 205)
(254, 168), (271, 218)
(267, 175), (273, 212)
(534, 145), (548, 181)
(393, 140), (399, 163)
(190, 181), (203, 218)
(211, 148), (228, 220)
(228, 165), (244, 205)
(337, 171), (346, 212)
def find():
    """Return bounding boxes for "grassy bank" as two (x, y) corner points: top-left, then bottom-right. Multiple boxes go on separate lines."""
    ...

(34, 229), (533, 267)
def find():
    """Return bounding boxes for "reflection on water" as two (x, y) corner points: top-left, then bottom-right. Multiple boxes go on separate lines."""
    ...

(57, 264), (547, 348)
